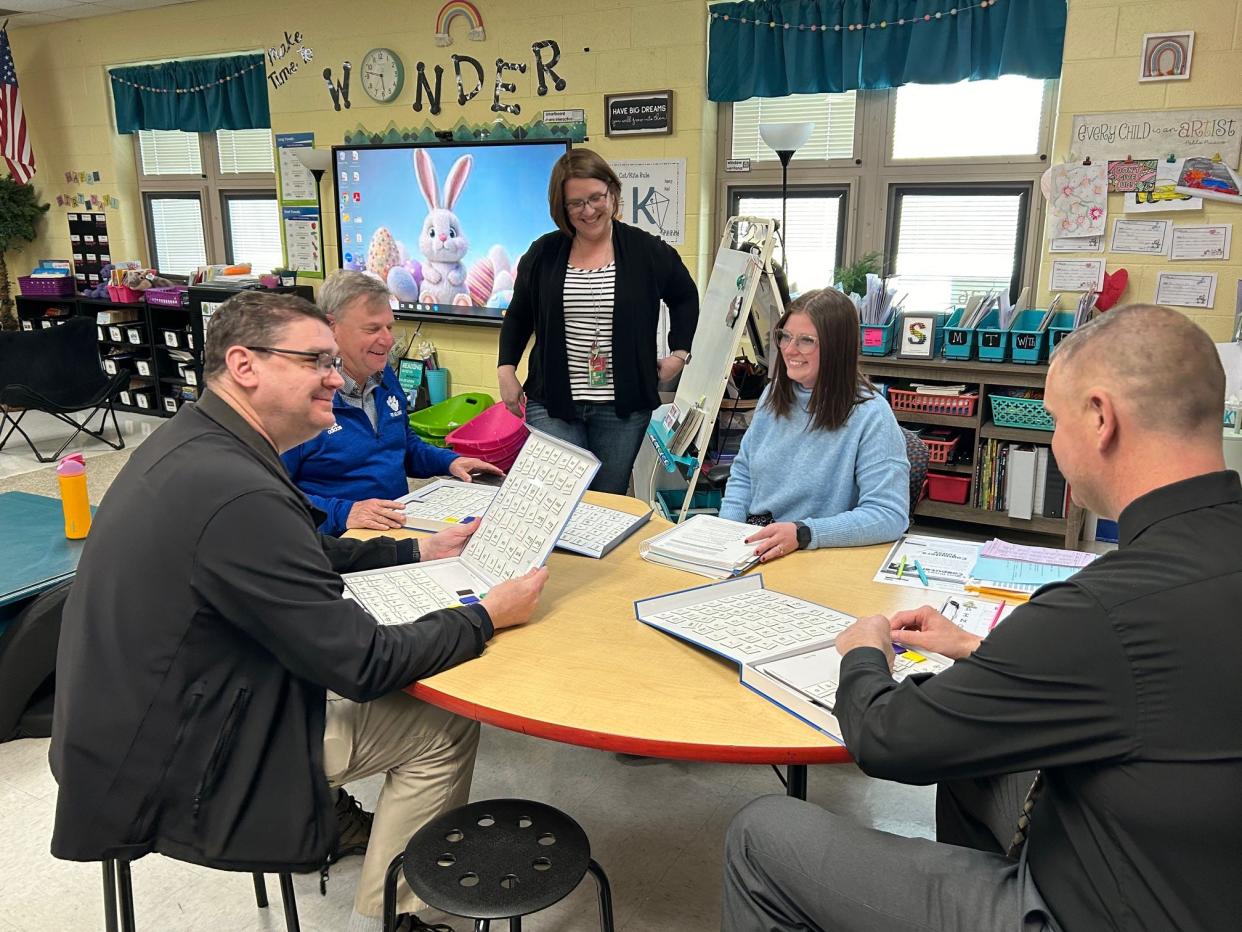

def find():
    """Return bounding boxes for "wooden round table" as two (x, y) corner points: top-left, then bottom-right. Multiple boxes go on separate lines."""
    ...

(353, 492), (938, 777)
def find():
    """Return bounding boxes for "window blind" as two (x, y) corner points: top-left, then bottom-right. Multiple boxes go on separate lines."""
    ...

(148, 196), (208, 275)
(736, 192), (843, 293)
(889, 192), (1023, 312)
(138, 130), (202, 176)
(217, 129), (276, 174)
(891, 77), (1047, 160)
(732, 93), (856, 162)
(225, 197), (283, 272)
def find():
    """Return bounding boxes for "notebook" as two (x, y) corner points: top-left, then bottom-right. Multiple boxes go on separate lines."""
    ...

(638, 514), (760, 579)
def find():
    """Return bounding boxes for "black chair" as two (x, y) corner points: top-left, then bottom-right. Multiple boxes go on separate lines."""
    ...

(0, 579), (70, 742)
(383, 798), (614, 932)
(0, 317), (129, 463)
(102, 860), (301, 932)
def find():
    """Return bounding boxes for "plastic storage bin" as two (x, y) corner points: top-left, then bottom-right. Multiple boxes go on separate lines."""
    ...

(920, 435), (959, 464)
(655, 487), (723, 520)
(1047, 311), (1077, 352)
(975, 309), (1009, 363)
(145, 286), (189, 308)
(409, 392), (494, 447)
(941, 307), (975, 361)
(106, 285), (144, 303)
(860, 322), (895, 356)
(446, 401), (529, 472)
(926, 472), (971, 504)
(1008, 309), (1052, 365)
(18, 275), (75, 296)
(988, 394), (1054, 431)
(887, 388), (979, 418)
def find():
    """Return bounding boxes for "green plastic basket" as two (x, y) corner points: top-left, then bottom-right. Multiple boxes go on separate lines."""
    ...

(988, 394), (1054, 431)
(408, 392), (495, 442)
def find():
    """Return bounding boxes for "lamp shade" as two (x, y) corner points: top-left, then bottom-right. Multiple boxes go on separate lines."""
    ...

(758, 121), (814, 154)
(291, 147), (332, 174)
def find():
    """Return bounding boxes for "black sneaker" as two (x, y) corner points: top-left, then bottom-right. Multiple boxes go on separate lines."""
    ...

(396, 915), (454, 932)
(331, 788), (373, 862)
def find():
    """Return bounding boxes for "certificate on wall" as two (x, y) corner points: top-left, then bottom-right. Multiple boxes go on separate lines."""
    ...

(1169, 224), (1232, 260)
(1110, 219), (1170, 255)
(1049, 259), (1106, 292)
(1155, 272), (1217, 308)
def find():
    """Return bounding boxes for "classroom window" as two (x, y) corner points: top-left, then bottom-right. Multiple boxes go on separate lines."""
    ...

(134, 129), (279, 274)
(886, 186), (1029, 312)
(731, 93), (857, 162)
(731, 188), (846, 291)
(890, 77), (1049, 161)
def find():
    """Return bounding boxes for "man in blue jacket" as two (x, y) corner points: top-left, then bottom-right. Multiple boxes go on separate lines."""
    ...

(283, 272), (502, 535)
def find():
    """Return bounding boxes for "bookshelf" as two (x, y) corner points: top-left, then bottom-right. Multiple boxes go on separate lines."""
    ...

(859, 356), (1085, 548)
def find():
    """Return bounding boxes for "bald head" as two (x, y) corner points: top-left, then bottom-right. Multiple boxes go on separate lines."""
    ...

(1051, 304), (1224, 437)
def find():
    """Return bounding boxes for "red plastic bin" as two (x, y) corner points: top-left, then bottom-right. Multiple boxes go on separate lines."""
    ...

(887, 389), (978, 418)
(446, 402), (530, 461)
(926, 472), (971, 504)
(922, 437), (958, 464)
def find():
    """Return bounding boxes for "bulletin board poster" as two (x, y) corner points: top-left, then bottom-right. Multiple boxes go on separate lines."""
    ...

(1070, 109), (1242, 167)
(613, 159), (686, 245)
(283, 206), (324, 277)
(276, 132), (318, 204)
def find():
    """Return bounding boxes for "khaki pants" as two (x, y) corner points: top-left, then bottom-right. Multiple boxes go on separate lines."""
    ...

(324, 690), (480, 918)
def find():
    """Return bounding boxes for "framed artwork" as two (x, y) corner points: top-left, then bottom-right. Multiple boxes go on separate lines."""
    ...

(897, 313), (939, 359)
(1139, 32), (1194, 82)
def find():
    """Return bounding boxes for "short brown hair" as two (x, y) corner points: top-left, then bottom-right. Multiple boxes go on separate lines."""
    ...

(203, 291), (328, 382)
(547, 148), (622, 237)
(764, 288), (874, 431)
(1052, 303), (1225, 434)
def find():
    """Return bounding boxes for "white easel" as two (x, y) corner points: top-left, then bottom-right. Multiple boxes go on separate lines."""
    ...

(634, 217), (785, 523)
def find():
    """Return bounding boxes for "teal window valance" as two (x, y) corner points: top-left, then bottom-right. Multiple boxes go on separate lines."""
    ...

(109, 53), (270, 134)
(708, 0), (1066, 102)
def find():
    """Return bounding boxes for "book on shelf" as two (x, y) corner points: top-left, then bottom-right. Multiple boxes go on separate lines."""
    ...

(635, 576), (953, 739)
(909, 383), (968, 395)
(972, 442), (1069, 520)
(399, 478), (653, 560)
(639, 514), (759, 579)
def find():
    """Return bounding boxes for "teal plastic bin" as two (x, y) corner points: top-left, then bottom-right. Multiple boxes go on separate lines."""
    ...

(1047, 312), (1077, 353)
(860, 322), (895, 356)
(408, 392), (494, 447)
(975, 309), (1010, 363)
(655, 487), (722, 520)
(942, 308), (975, 360)
(1008, 309), (1051, 365)
(989, 394), (1054, 431)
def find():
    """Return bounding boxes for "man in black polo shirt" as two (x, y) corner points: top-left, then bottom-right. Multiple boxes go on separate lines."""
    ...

(722, 304), (1242, 931)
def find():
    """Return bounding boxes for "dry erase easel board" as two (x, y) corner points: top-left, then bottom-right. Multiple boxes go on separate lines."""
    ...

(638, 217), (785, 523)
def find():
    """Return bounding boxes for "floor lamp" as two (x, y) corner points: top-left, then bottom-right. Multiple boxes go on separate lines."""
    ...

(758, 121), (814, 282)
(291, 147), (332, 276)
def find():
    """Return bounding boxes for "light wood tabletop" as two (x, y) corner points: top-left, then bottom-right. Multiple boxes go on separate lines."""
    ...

(351, 493), (942, 765)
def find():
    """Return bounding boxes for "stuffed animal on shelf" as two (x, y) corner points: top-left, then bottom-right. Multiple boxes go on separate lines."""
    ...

(120, 269), (174, 291)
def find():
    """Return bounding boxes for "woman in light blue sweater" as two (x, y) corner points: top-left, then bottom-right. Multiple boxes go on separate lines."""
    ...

(719, 288), (909, 561)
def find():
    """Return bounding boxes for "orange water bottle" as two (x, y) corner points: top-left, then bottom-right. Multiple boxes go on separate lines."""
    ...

(56, 453), (92, 539)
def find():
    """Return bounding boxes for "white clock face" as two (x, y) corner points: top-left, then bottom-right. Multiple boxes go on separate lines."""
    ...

(361, 48), (403, 103)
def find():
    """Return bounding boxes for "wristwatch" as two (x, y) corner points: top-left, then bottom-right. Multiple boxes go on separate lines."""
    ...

(794, 522), (812, 550)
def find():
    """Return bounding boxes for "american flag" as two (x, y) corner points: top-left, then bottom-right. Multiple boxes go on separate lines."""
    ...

(1, 26), (35, 184)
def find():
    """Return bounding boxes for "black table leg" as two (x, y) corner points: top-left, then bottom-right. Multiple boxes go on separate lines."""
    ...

(786, 764), (807, 800)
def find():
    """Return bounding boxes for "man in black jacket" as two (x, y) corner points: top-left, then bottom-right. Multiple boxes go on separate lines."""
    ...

(50, 291), (547, 932)
(722, 304), (1242, 932)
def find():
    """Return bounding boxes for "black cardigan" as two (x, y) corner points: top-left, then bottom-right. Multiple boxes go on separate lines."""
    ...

(497, 222), (699, 420)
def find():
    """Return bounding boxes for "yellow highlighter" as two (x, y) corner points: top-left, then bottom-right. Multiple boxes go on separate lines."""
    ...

(896, 555), (908, 579)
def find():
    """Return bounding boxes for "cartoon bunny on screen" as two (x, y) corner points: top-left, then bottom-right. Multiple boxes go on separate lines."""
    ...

(414, 149), (473, 306)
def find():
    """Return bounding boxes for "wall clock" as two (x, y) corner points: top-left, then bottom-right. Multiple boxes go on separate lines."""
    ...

(361, 48), (405, 103)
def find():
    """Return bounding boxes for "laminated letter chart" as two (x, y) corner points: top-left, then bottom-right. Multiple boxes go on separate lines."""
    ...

(343, 430), (599, 624)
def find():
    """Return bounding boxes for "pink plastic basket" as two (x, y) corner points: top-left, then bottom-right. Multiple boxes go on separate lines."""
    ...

(19, 275), (75, 296)
(446, 402), (529, 459)
(107, 284), (145, 304)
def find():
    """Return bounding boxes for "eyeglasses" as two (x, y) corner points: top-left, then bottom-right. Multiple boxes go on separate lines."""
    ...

(246, 346), (343, 374)
(565, 191), (610, 214)
(774, 329), (818, 352)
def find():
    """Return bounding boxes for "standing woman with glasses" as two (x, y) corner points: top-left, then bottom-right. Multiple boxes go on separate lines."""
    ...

(718, 288), (909, 561)
(497, 148), (699, 493)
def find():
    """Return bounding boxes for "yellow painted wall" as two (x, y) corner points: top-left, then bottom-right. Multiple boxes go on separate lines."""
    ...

(8, 0), (715, 396)
(1041, 0), (1242, 340)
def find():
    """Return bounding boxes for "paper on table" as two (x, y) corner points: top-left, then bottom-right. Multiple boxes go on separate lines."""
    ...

(940, 595), (1015, 639)
(1049, 234), (1104, 253)
(979, 539), (1096, 568)
(875, 534), (981, 593)
(1109, 218), (1170, 255)
(1169, 224), (1232, 261)
(970, 556), (1079, 587)
(1155, 272), (1217, 309)
(1049, 260), (1106, 292)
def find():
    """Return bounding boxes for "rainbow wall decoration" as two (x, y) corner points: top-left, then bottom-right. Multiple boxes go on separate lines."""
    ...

(434, 0), (486, 46)
(1141, 34), (1192, 80)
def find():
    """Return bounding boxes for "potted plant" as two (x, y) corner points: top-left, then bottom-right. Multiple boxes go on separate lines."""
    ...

(272, 267), (297, 287)
(0, 177), (51, 331)
(831, 251), (883, 297)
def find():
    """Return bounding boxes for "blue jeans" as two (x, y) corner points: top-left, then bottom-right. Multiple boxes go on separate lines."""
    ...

(524, 401), (651, 494)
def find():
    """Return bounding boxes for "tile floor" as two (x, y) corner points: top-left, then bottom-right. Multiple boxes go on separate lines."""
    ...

(0, 411), (942, 931)
(0, 409), (164, 481)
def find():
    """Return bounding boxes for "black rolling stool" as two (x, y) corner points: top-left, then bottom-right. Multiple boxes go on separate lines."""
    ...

(101, 860), (301, 932)
(382, 799), (614, 932)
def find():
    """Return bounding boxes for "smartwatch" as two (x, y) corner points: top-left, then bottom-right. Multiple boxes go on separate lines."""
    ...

(794, 522), (812, 550)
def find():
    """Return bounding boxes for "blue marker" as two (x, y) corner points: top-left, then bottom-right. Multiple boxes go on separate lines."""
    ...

(913, 559), (929, 587)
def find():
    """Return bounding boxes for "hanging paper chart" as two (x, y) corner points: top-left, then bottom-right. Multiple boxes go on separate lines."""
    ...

(1047, 162), (1108, 240)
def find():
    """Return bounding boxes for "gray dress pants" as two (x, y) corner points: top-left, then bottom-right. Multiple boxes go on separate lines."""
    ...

(721, 773), (1059, 932)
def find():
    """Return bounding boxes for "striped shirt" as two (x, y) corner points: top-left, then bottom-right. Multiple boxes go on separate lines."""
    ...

(564, 263), (616, 402)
